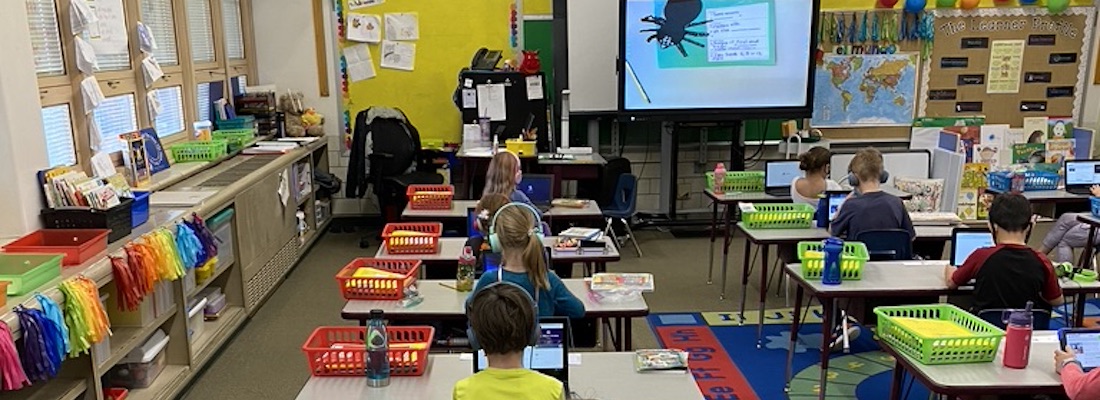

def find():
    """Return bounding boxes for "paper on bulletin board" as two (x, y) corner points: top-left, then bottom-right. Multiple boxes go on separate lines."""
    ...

(477, 84), (507, 121)
(347, 13), (382, 43)
(86, 0), (130, 58)
(348, 0), (383, 10)
(986, 40), (1024, 94)
(380, 40), (415, 71)
(343, 44), (376, 82)
(525, 75), (544, 100)
(384, 13), (419, 41)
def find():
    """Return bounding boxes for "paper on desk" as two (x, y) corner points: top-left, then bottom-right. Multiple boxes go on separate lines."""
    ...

(343, 44), (376, 82)
(477, 84), (507, 121)
(346, 13), (381, 43)
(526, 75), (545, 100)
(384, 13), (419, 41)
(380, 40), (415, 71)
(462, 89), (477, 109)
(463, 124), (482, 147)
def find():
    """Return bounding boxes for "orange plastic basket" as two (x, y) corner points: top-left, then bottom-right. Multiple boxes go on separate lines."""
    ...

(406, 185), (454, 210)
(381, 223), (442, 255)
(335, 258), (420, 300)
(302, 326), (435, 377)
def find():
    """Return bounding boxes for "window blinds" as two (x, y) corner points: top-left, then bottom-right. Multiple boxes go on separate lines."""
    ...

(196, 82), (211, 122)
(153, 86), (185, 137)
(25, 0), (66, 77)
(221, 0), (245, 60)
(92, 94), (138, 154)
(140, 0), (179, 65)
(186, 0), (215, 63)
(41, 104), (77, 167)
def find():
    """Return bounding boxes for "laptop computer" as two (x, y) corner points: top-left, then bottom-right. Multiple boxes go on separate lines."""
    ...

(950, 227), (994, 266)
(1065, 159), (1100, 195)
(1060, 328), (1100, 372)
(764, 160), (802, 197)
(519, 174), (554, 212)
(474, 317), (571, 393)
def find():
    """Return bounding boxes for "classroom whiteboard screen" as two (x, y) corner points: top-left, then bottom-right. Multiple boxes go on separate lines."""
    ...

(829, 150), (931, 187)
(567, 0), (620, 113)
(619, 0), (816, 117)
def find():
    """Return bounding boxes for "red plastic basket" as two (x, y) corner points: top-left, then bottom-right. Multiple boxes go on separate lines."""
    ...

(2, 229), (110, 266)
(335, 258), (421, 300)
(381, 223), (442, 255)
(406, 185), (454, 210)
(302, 326), (435, 377)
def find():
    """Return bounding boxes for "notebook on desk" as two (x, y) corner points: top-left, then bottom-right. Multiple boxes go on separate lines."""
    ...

(519, 174), (554, 212)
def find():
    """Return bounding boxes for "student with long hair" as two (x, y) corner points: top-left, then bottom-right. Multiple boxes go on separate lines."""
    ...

(483, 151), (534, 206)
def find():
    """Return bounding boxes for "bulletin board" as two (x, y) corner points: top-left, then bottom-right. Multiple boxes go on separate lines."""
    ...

(919, 7), (1095, 127)
(337, 0), (517, 142)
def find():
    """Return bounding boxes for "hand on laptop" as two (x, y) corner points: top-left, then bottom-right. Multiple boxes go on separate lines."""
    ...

(1091, 185), (1100, 197)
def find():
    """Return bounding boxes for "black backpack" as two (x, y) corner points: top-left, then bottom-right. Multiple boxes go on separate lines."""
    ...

(346, 107), (421, 198)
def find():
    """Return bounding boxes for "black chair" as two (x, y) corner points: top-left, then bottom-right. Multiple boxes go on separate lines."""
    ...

(978, 309), (1052, 331)
(855, 229), (913, 261)
(364, 122), (442, 249)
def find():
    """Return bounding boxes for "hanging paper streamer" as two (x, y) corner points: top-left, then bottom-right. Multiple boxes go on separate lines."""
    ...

(148, 229), (185, 281)
(59, 277), (111, 357)
(125, 243), (156, 297)
(0, 323), (30, 391)
(188, 213), (218, 261)
(175, 222), (203, 269)
(111, 255), (145, 311)
(36, 294), (70, 358)
(16, 307), (61, 382)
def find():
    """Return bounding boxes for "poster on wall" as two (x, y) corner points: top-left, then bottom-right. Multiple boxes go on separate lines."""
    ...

(811, 53), (919, 127)
(86, 0), (129, 59)
(986, 40), (1024, 94)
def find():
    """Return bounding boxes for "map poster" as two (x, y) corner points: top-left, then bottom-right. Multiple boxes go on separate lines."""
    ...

(811, 53), (918, 128)
(986, 40), (1025, 94)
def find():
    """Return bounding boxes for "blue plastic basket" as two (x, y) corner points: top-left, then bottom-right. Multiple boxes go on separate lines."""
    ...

(1091, 196), (1100, 218)
(131, 191), (150, 228)
(986, 170), (1059, 192)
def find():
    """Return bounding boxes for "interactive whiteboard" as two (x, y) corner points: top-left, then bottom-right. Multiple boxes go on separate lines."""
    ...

(829, 150), (932, 187)
(566, 0), (620, 113)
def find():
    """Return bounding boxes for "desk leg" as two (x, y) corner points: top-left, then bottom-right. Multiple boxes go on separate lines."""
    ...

(1081, 225), (1098, 270)
(720, 205), (733, 300)
(888, 362), (904, 400)
(708, 200), (718, 284)
(818, 297), (835, 400)
(756, 244), (770, 348)
(1075, 293), (1086, 327)
(784, 285), (805, 392)
(596, 262), (607, 274)
(738, 237), (752, 324)
(625, 317), (633, 351)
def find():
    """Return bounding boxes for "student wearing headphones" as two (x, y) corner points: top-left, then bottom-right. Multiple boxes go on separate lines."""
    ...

(830, 147), (916, 241)
(470, 203), (584, 318)
(455, 283), (564, 400)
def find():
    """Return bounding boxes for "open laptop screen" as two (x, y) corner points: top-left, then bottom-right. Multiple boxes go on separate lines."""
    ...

(1066, 160), (1100, 186)
(518, 174), (554, 205)
(952, 231), (994, 266)
(476, 321), (566, 371)
(765, 161), (802, 189)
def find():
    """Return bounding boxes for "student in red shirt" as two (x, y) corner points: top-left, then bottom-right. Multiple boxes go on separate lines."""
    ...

(944, 193), (1065, 327)
(1056, 348), (1100, 399)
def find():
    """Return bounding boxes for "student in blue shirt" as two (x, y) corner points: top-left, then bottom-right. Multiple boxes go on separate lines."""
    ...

(830, 147), (916, 241)
(469, 203), (584, 318)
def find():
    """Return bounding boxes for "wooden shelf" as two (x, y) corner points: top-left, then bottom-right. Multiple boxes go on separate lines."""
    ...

(7, 378), (86, 400)
(126, 364), (189, 400)
(186, 262), (234, 299)
(97, 309), (177, 373)
(190, 306), (246, 366)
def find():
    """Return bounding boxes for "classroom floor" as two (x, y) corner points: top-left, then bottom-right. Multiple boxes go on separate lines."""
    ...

(180, 226), (793, 400)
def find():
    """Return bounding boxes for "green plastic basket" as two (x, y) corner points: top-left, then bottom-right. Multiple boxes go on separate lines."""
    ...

(707, 171), (765, 193)
(0, 254), (63, 295)
(168, 140), (228, 163)
(797, 241), (868, 280)
(740, 203), (815, 229)
(875, 304), (1005, 365)
(213, 129), (256, 152)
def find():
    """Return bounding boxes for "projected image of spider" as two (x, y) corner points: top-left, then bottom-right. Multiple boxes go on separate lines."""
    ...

(640, 0), (711, 57)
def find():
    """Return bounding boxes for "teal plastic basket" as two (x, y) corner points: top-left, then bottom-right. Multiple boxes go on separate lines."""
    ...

(875, 304), (1005, 365)
(740, 203), (815, 229)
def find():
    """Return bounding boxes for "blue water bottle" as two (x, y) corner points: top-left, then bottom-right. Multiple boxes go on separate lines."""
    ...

(822, 238), (844, 285)
(366, 309), (390, 387)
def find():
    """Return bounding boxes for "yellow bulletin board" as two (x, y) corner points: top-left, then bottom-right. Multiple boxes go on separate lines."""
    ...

(338, 0), (517, 142)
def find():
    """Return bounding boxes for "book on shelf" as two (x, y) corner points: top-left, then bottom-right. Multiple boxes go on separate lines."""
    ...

(634, 349), (688, 373)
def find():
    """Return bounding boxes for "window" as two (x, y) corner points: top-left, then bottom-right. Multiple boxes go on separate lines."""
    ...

(186, 0), (215, 63)
(86, 1), (133, 72)
(221, 0), (245, 60)
(140, 0), (179, 66)
(26, 0), (65, 77)
(92, 94), (139, 154)
(152, 86), (185, 137)
(196, 82), (211, 122)
(41, 105), (77, 167)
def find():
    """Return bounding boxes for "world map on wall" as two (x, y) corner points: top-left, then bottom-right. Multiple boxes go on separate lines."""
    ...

(811, 54), (918, 127)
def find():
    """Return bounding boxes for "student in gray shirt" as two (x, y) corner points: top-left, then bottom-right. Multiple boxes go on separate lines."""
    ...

(830, 148), (916, 241)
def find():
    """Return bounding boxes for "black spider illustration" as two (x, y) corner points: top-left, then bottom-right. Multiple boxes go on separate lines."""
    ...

(640, 0), (711, 57)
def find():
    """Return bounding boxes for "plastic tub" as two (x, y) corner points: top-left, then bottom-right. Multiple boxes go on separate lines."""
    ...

(130, 192), (151, 228)
(740, 203), (815, 229)
(335, 258), (420, 300)
(302, 326), (434, 377)
(109, 330), (169, 389)
(40, 198), (133, 243)
(104, 388), (128, 400)
(797, 241), (870, 281)
(706, 171), (765, 193)
(406, 185), (454, 210)
(875, 304), (1004, 365)
(204, 292), (227, 320)
(381, 223), (442, 255)
(187, 298), (208, 343)
(0, 254), (63, 295)
(3, 229), (109, 266)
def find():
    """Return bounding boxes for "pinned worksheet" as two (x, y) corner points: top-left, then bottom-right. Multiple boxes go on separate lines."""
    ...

(347, 13), (381, 43)
(476, 84), (507, 121)
(380, 40), (415, 71)
(384, 13), (419, 41)
(343, 44), (376, 82)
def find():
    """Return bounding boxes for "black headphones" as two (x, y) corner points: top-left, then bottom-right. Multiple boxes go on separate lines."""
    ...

(846, 170), (890, 186)
(466, 269), (541, 350)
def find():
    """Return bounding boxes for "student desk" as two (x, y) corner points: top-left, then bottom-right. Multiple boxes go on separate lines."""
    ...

(456, 149), (607, 199)
(880, 330), (1063, 400)
(782, 261), (1100, 400)
(401, 200), (478, 221)
(375, 237), (620, 276)
(341, 279), (648, 351)
(295, 353), (702, 400)
(988, 189), (1089, 204)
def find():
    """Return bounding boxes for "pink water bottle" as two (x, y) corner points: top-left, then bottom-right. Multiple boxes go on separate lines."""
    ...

(713, 163), (727, 195)
(1002, 301), (1034, 369)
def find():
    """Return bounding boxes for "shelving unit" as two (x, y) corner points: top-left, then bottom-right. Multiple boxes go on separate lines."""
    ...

(124, 365), (189, 400)
(189, 306), (246, 366)
(95, 310), (176, 373)
(186, 262), (234, 299)
(8, 378), (86, 400)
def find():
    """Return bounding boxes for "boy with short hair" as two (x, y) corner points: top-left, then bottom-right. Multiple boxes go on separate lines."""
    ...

(454, 284), (564, 400)
(830, 147), (916, 241)
(946, 193), (1065, 317)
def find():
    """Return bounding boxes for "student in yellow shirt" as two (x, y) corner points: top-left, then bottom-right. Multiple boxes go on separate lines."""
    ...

(454, 283), (564, 400)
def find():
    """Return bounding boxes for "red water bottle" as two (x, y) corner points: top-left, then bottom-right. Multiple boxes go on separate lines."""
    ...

(1002, 301), (1034, 369)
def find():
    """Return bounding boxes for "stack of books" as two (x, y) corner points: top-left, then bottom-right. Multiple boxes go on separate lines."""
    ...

(41, 167), (131, 210)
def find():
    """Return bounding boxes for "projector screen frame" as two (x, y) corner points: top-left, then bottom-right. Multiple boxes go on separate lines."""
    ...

(616, 0), (821, 121)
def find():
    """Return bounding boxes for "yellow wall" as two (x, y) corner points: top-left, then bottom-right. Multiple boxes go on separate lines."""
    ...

(527, 0), (552, 15)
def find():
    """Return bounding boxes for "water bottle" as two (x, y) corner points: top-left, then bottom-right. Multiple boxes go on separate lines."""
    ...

(366, 309), (390, 387)
(457, 246), (476, 292)
(1002, 301), (1034, 369)
(713, 163), (727, 195)
(822, 238), (844, 285)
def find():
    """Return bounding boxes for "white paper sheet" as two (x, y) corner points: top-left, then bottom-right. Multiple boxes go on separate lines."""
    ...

(380, 40), (415, 71)
(343, 44), (376, 82)
(90, 152), (116, 178)
(348, 0), (383, 10)
(74, 36), (98, 74)
(87, 0), (130, 57)
(476, 84), (507, 121)
(347, 13), (381, 43)
(136, 21), (157, 53)
(384, 13), (419, 41)
(70, 0), (98, 35)
(88, 114), (102, 151)
(706, 2), (772, 63)
(80, 76), (106, 113)
(461, 89), (477, 109)
(141, 56), (164, 88)
(278, 171), (289, 207)
(525, 75), (544, 100)
(463, 124), (482, 146)
(146, 90), (161, 121)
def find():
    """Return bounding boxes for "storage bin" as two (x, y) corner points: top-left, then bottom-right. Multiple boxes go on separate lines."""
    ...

(336, 258), (420, 300)
(108, 330), (169, 389)
(209, 209), (236, 270)
(215, 116), (257, 131)
(195, 261), (215, 282)
(204, 292), (227, 320)
(107, 287), (156, 327)
(187, 298), (208, 343)
(212, 128), (256, 152)
(104, 388), (129, 400)
(797, 241), (869, 281)
(0, 254), (62, 295)
(153, 280), (175, 318)
(987, 170), (1059, 193)
(406, 185), (454, 210)
(93, 294), (111, 367)
(41, 198), (133, 243)
(3, 229), (109, 266)
(740, 203), (815, 229)
(875, 304), (1004, 365)
(168, 140), (229, 163)
(381, 223), (442, 255)
(182, 268), (196, 296)
(706, 171), (765, 193)
(505, 139), (536, 156)
(130, 192), (150, 228)
(302, 326), (434, 377)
